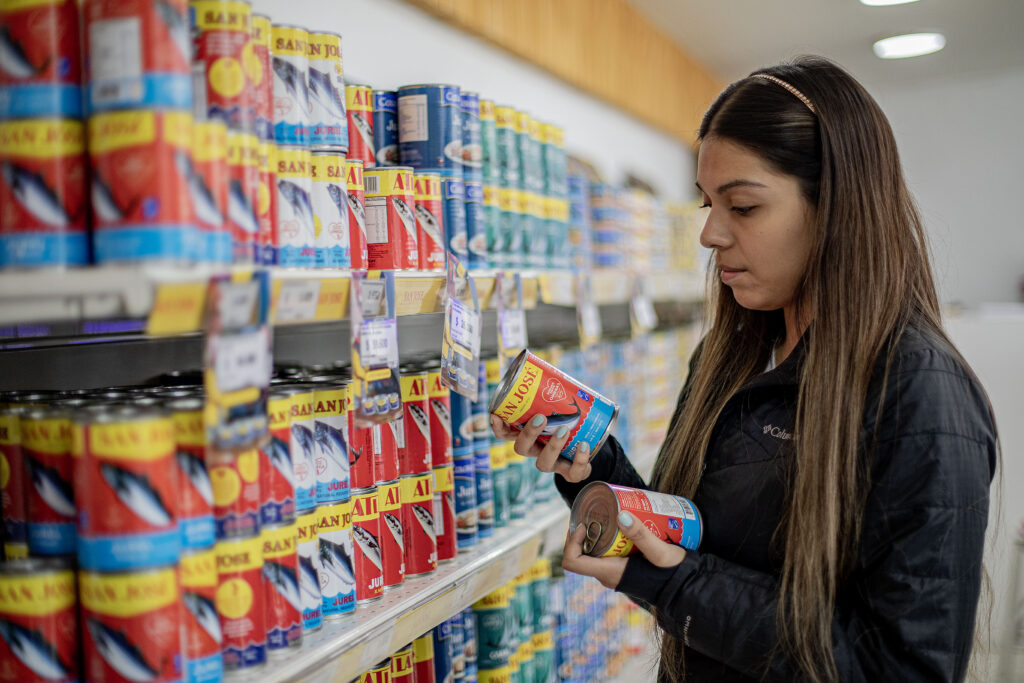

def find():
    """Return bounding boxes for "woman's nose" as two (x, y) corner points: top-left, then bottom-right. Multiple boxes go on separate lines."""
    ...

(699, 212), (731, 250)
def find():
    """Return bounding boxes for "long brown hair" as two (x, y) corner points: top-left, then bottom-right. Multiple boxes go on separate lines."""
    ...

(652, 56), (953, 681)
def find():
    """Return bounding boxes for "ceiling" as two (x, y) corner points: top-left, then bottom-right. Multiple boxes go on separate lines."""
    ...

(627, 0), (1024, 92)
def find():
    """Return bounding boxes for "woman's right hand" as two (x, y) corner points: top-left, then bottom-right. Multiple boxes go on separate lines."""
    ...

(489, 414), (595, 483)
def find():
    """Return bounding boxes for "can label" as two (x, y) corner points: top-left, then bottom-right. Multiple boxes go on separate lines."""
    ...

(259, 395), (296, 526)
(465, 179), (486, 268)
(275, 145), (315, 266)
(295, 511), (323, 630)
(399, 372), (431, 475)
(376, 422), (400, 484)
(85, 0), (192, 111)
(490, 444), (509, 528)
(397, 84), (461, 169)
(0, 567), (78, 683)
(173, 407), (216, 550)
(450, 392), (474, 457)
(452, 454), (477, 549)
(21, 415), (75, 555)
(255, 139), (278, 264)
(361, 661), (390, 683)
(365, 167), (417, 270)
(210, 450), (260, 539)
(451, 615), (466, 678)
(373, 90), (398, 166)
(190, 1), (254, 130)
(261, 523), (303, 652)
(460, 92), (482, 177)
(250, 14), (274, 141)
(432, 619), (455, 683)
(288, 390), (317, 512)
(483, 185), (501, 268)
(474, 447), (494, 538)
(0, 0), (81, 118)
(0, 120), (88, 267)
(88, 110), (197, 262)
(191, 121), (230, 263)
(378, 480), (405, 587)
(401, 473), (437, 576)
(270, 25), (310, 146)
(348, 381), (376, 489)
(345, 159), (368, 268)
(0, 413), (27, 547)
(316, 501), (356, 617)
(313, 386), (350, 503)
(307, 32), (347, 148)
(352, 488), (383, 601)
(346, 84), (374, 168)
(413, 632), (435, 683)
(311, 152), (350, 268)
(414, 173), (445, 270)
(441, 173), (467, 258)
(215, 536), (267, 670)
(428, 370), (452, 467)
(180, 548), (223, 683)
(80, 568), (182, 683)
(506, 450), (530, 520)
(578, 483), (702, 557)
(432, 465), (456, 562)
(390, 643), (414, 683)
(226, 130), (260, 263)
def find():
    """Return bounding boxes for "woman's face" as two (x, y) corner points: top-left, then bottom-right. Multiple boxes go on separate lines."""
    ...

(697, 136), (815, 315)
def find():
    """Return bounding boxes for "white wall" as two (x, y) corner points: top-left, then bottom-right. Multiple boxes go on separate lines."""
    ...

(250, 0), (695, 201)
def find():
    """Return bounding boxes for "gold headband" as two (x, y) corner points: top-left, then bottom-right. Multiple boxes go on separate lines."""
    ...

(750, 73), (816, 114)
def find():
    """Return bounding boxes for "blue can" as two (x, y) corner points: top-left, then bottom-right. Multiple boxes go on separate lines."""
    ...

(473, 444), (494, 540)
(373, 90), (399, 166)
(464, 179), (486, 269)
(460, 92), (482, 181)
(463, 608), (478, 679)
(433, 167), (468, 262)
(450, 390), (474, 457)
(592, 251), (627, 269)
(398, 84), (462, 169)
(433, 618), (455, 682)
(451, 611), (467, 677)
(453, 453), (478, 549)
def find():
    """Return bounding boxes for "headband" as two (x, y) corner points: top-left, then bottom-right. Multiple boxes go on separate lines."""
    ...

(750, 73), (816, 114)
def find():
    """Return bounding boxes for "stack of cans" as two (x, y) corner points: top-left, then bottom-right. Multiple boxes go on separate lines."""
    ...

(541, 124), (570, 270)
(589, 182), (629, 269)
(479, 99), (502, 269)
(566, 175), (593, 272)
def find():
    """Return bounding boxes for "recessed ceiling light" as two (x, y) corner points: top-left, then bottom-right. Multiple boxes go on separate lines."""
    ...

(873, 32), (946, 59)
(860, 0), (921, 6)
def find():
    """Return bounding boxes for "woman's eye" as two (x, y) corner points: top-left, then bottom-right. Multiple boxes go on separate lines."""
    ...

(731, 206), (755, 216)
(698, 202), (710, 209)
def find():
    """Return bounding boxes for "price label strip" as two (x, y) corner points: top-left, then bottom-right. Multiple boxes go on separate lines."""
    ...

(630, 275), (659, 337)
(350, 271), (402, 427)
(441, 256), (482, 401)
(275, 278), (322, 323)
(495, 271), (527, 373)
(576, 272), (602, 350)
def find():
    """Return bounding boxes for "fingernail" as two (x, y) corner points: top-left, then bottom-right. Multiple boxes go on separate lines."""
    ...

(618, 511), (633, 527)
(579, 442), (590, 453)
(556, 425), (568, 439)
(531, 415), (545, 427)
(575, 523), (584, 534)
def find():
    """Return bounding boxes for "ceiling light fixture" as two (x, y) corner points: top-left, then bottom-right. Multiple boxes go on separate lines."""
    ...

(873, 32), (946, 59)
(860, 0), (921, 6)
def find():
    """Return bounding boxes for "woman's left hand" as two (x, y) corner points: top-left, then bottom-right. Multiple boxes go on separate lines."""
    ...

(562, 511), (688, 590)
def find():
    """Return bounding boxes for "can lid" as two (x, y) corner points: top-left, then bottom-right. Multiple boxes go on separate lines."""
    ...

(412, 170), (441, 178)
(398, 83), (459, 91)
(165, 396), (203, 411)
(365, 165), (414, 173)
(271, 23), (309, 32)
(0, 557), (73, 575)
(273, 383), (316, 395)
(310, 149), (345, 157)
(72, 403), (168, 424)
(308, 29), (343, 41)
(345, 83), (373, 90)
(487, 349), (529, 414)
(569, 481), (619, 557)
(351, 485), (378, 496)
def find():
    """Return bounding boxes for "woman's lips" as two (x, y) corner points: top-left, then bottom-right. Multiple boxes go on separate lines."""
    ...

(720, 267), (744, 284)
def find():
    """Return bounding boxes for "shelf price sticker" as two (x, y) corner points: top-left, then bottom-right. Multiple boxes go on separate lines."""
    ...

(630, 276), (658, 337)
(350, 271), (402, 427)
(496, 271), (527, 373)
(441, 255), (482, 401)
(275, 278), (322, 323)
(576, 272), (602, 350)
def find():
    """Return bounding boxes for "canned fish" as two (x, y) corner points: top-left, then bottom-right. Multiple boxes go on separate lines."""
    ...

(0, 558), (77, 683)
(259, 391), (295, 526)
(88, 110), (196, 263)
(295, 509), (323, 631)
(373, 90), (398, 166)
(0, 119), (88, 267)
(438, 168), (467, 260)
(493, 105), (519, 188)
(250, 14), (274, 140)
(190, 121), (231, 263)
(317, 500), (355, 619)
(80, 566), (182, 683)
(169, 398), (216, 550)
(364, 165), (417, 270)
(505, 444), (529, 520)
(391, 643), (414, 683)
(311, 149), (350, 268)
(432, 465), (456, 563)
(570, 482), (702, 557)
(275, 145), (314, 268)
(463, 608), (479, 681)
(190, 0), (254, 130)
(348, 381), (376, 489)
(399, 368), (431, 475)
(307, 31), (347, 148)
(479, 99), (497, 183)
(346, 84), (373, 168)
(255, 139), (278, 264)
(313, 383), (349, 503)
(488, 443), (509, 530)
(489, 350), (618, 461)
(546, 196), (569, 270)
(473, 364), (493, 537)
(226, 130), (259, 263)
(465, 178), (486, 269)
(512, 573), (534, 683)
(427, 364), (452, 467)
(432, 618), (455, 683)
(270, 24), (310, 146)
(529, 559), (555, 683)
(345, 158), (368, 268)
(451, 612), (466, 679)
(209, 449), (260, 539)
(215, 535), (267, 670)
(450, 390), (473, 458)
(280, 385), (316, 512)
(400, 472), (436, 576)
(0, 408), (27, 554)
(180, 548), (224, 683)
(84, 0), (192, 111)
(20, 407), (73, 556)
(413, 630), (436, 683)
(517, 112), (541, 194)
(361, 659), (390, 683)
(378, 479), (404, 588)
(460, 91), (482, 179)
(397, 84), (461, 169)
(452, 453), (477, 550)
(351, 486), (383, 602)
(377, 421), (400, 484)
(497, 186), (521, 270)
(0, 0), (81, 119)
(413, 171), (444, 270)
(482, 184), (501, 269)
(261, 522), (302, 653)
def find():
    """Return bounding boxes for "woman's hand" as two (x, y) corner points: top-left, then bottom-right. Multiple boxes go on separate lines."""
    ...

(562, 511), (688, 590)
(489, 414), (594, 483)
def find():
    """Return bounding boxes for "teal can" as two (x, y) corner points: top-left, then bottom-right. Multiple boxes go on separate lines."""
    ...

(479, 100), (499, 185)
(513, 574), (535, 683)
(473, 584), (515, 670)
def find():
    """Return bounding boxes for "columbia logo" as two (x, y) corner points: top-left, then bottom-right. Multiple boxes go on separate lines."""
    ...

(763, 424), (794, 440)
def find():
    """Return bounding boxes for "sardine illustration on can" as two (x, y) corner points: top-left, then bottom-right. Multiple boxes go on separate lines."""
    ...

(250, 14), (275, 141)
(317, 500), (356, 619)
(295, 510), (323, 632)
(226, 129), (260, 263)
(0, 0), (81, 119)
(364, 166), (417, 270)
(190, 0), (254, 130)
(216, 535), (267, 671)
(169, 398), (216, 550)
(345, 84), (374, 168)
(351, 487), (383, 602)
(260, 391), (296, 526)
(377, 480), (404, 589)
(0, 408), (27, 555)
(180, 548), (224, 683)
(432, 465), (456, 563)
(307, 31), (347, 149)
(275, 146), (315, 267)
(373, 90), (399, 166)
(21, 408), (75, 556)
(209, 449), (260, 539)
(401, 472), (437, 577)
(397, 84), (461, 169)
(190, 121), (230, 263)
(261, 522), (303, 654)
(270, 24), (310, 146)
(489, 349), (618, 461)
(255, 139), (279, 265)
(570, 482), (702, 557)
(311, 150), (350, 268)
(413, 172), (445, 270)
(426, 364), (453, 468)
(345, 158), (368, 268)
(313, 383), (350, 503)
(398, 369), (431, 475)
(280, 385), (316, 512)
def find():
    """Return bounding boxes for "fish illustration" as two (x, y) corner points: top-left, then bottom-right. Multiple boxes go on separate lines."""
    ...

(154, 0), (190, 65)
(291, 423), (314, 464)
(325, 183), (347, 220)
(392, 197), (418, 244)
(430, 400), (452, 438)
(263, 560), (302, 612)
(228, 179), (259, 234)
(86, 618), (160, 683)
(266, 436), (295, 488)
(313, 420), (347, 470)
(278, 179), (314, 232)
(91, 172), (131, 223)
(297, 554), (321, 603)
(375, 145), (399, 166)
(0, 618), (71, 681)
(407, 404), (431, 440)
(444, 491), (456, 523)
(100, 463), (173, 527)
(538, 398), (581, 437)
(443, 140), (463, 166)
(345, 190), (365, 233)
(307, 67), (345, 119)
(182, 592), (222, 645)
(0, 26), (50, 79)
(352, 524), (382, 571)
(319, 537), (355, 588)
(271, 57), (310, 112)
(1, 161), (72, 227)
(412, 504), (436, 539)
(348, 443), (364, 468)
(24, 456), (74, 518)
(383, 512), (403, 549)
(174, 151), (223, 229)
(176, 450), (214, 507)
(351, 112), (374, 152)
(414, 204), (442, 246)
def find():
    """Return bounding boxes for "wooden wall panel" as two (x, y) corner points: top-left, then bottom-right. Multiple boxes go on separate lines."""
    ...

(400, 0), (723, 147)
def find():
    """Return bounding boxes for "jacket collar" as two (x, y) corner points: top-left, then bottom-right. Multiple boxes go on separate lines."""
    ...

(738, 333), (807, 392)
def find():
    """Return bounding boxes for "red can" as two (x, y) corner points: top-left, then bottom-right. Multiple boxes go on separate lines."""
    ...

(345, 84), (374, 168)
(261, 523), (303, 655)
(0, 0), (81, 118)
(377, 480), (404, 589)
(0, 408), (27, 556)
(180, 548), (222, 680)
(210, 449), (261, 539)
(398, 369), (431, 476)
(216, 537), (267, 671)
(413, 631), (436, 683)
(259, 392), (295, 526)
(20, 407), (75, 557)
(346, 158), (368, 268)
(401, 473), (437, 577)
(226, 130), (260, 263)
(251, 14), (275, 141)
(391, 643), (415, 683)
(169, 398), (216, 550)
(190, 121), (231, 263)
(360, 660), (390, 683)
(364, 166), (417, 270)
(80, 566), (182, 683)
(432, 465), (456, 563)
(351, 487), (383, 602)
(0, 559), (78, 683)
(348, 382), (376, 489)
(190, 0), (254, 130)
(414, 172), (445, 270)
(427, 366), (453, 467)
(376, 422), (400, 484)
(255, 139), (279, 265)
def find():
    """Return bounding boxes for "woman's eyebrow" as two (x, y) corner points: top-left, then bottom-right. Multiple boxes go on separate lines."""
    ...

(695, 179), (769, 195)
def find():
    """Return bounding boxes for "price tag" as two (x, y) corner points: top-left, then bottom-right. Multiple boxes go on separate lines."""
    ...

(631, 293), (658, 332)
(580, 302), (601, 340)
(499, 308), (527, 351)
(276, 279), (321, 322)
(450, 296), (481, 358)
(360, 318), (398, 367)
(216, 280), (260, 329)
(212, 329), (271, 394)
(360, 279), (387, 318)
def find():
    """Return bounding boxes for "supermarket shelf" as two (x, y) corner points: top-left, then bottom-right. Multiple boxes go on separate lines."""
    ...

(538, 270), (704, 307)
(265, 498), (571, 682)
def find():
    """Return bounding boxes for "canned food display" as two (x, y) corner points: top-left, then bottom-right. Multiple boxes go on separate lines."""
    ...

(190, 121), (230, 263)
(215, 535), (267, 670)
(270, 24), (310, 146)
(377, 479), (404, 589)
(351, 487), (382, 602)
(294, 509), (323, 631)
(345, 158), (368, 268)
(413, 171), (445, 270)
(190, 0), (254, 130)
(307, 32), (347, 149)
(373, 90), (398, 166)
(250, 14), (275, 141)
(180, 548), (223, 683)
(345, 84), (373, 168)
(21, 407), (75, 556)
(364, 165), (417, 270)
(0, 0), (81, 119)
(398, 368), (431, 475)
(275, 145), (314, 267)
(312, 383), (349, 503)
(397, 84), (461, 170)
(226, 129), (260, 263)
(311, 150), (350, 268)
(260, 391), (296, 526)
(316, 500), (355, 619)
(261, 522), (303, 653)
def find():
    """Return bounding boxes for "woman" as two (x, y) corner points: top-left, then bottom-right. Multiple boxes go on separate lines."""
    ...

(491, 57), (997, 682)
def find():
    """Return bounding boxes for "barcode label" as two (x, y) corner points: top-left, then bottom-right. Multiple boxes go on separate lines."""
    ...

(364, 174), (380, 195)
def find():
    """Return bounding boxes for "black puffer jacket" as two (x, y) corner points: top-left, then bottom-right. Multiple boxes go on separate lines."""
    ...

(556, 325), (997, 682)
